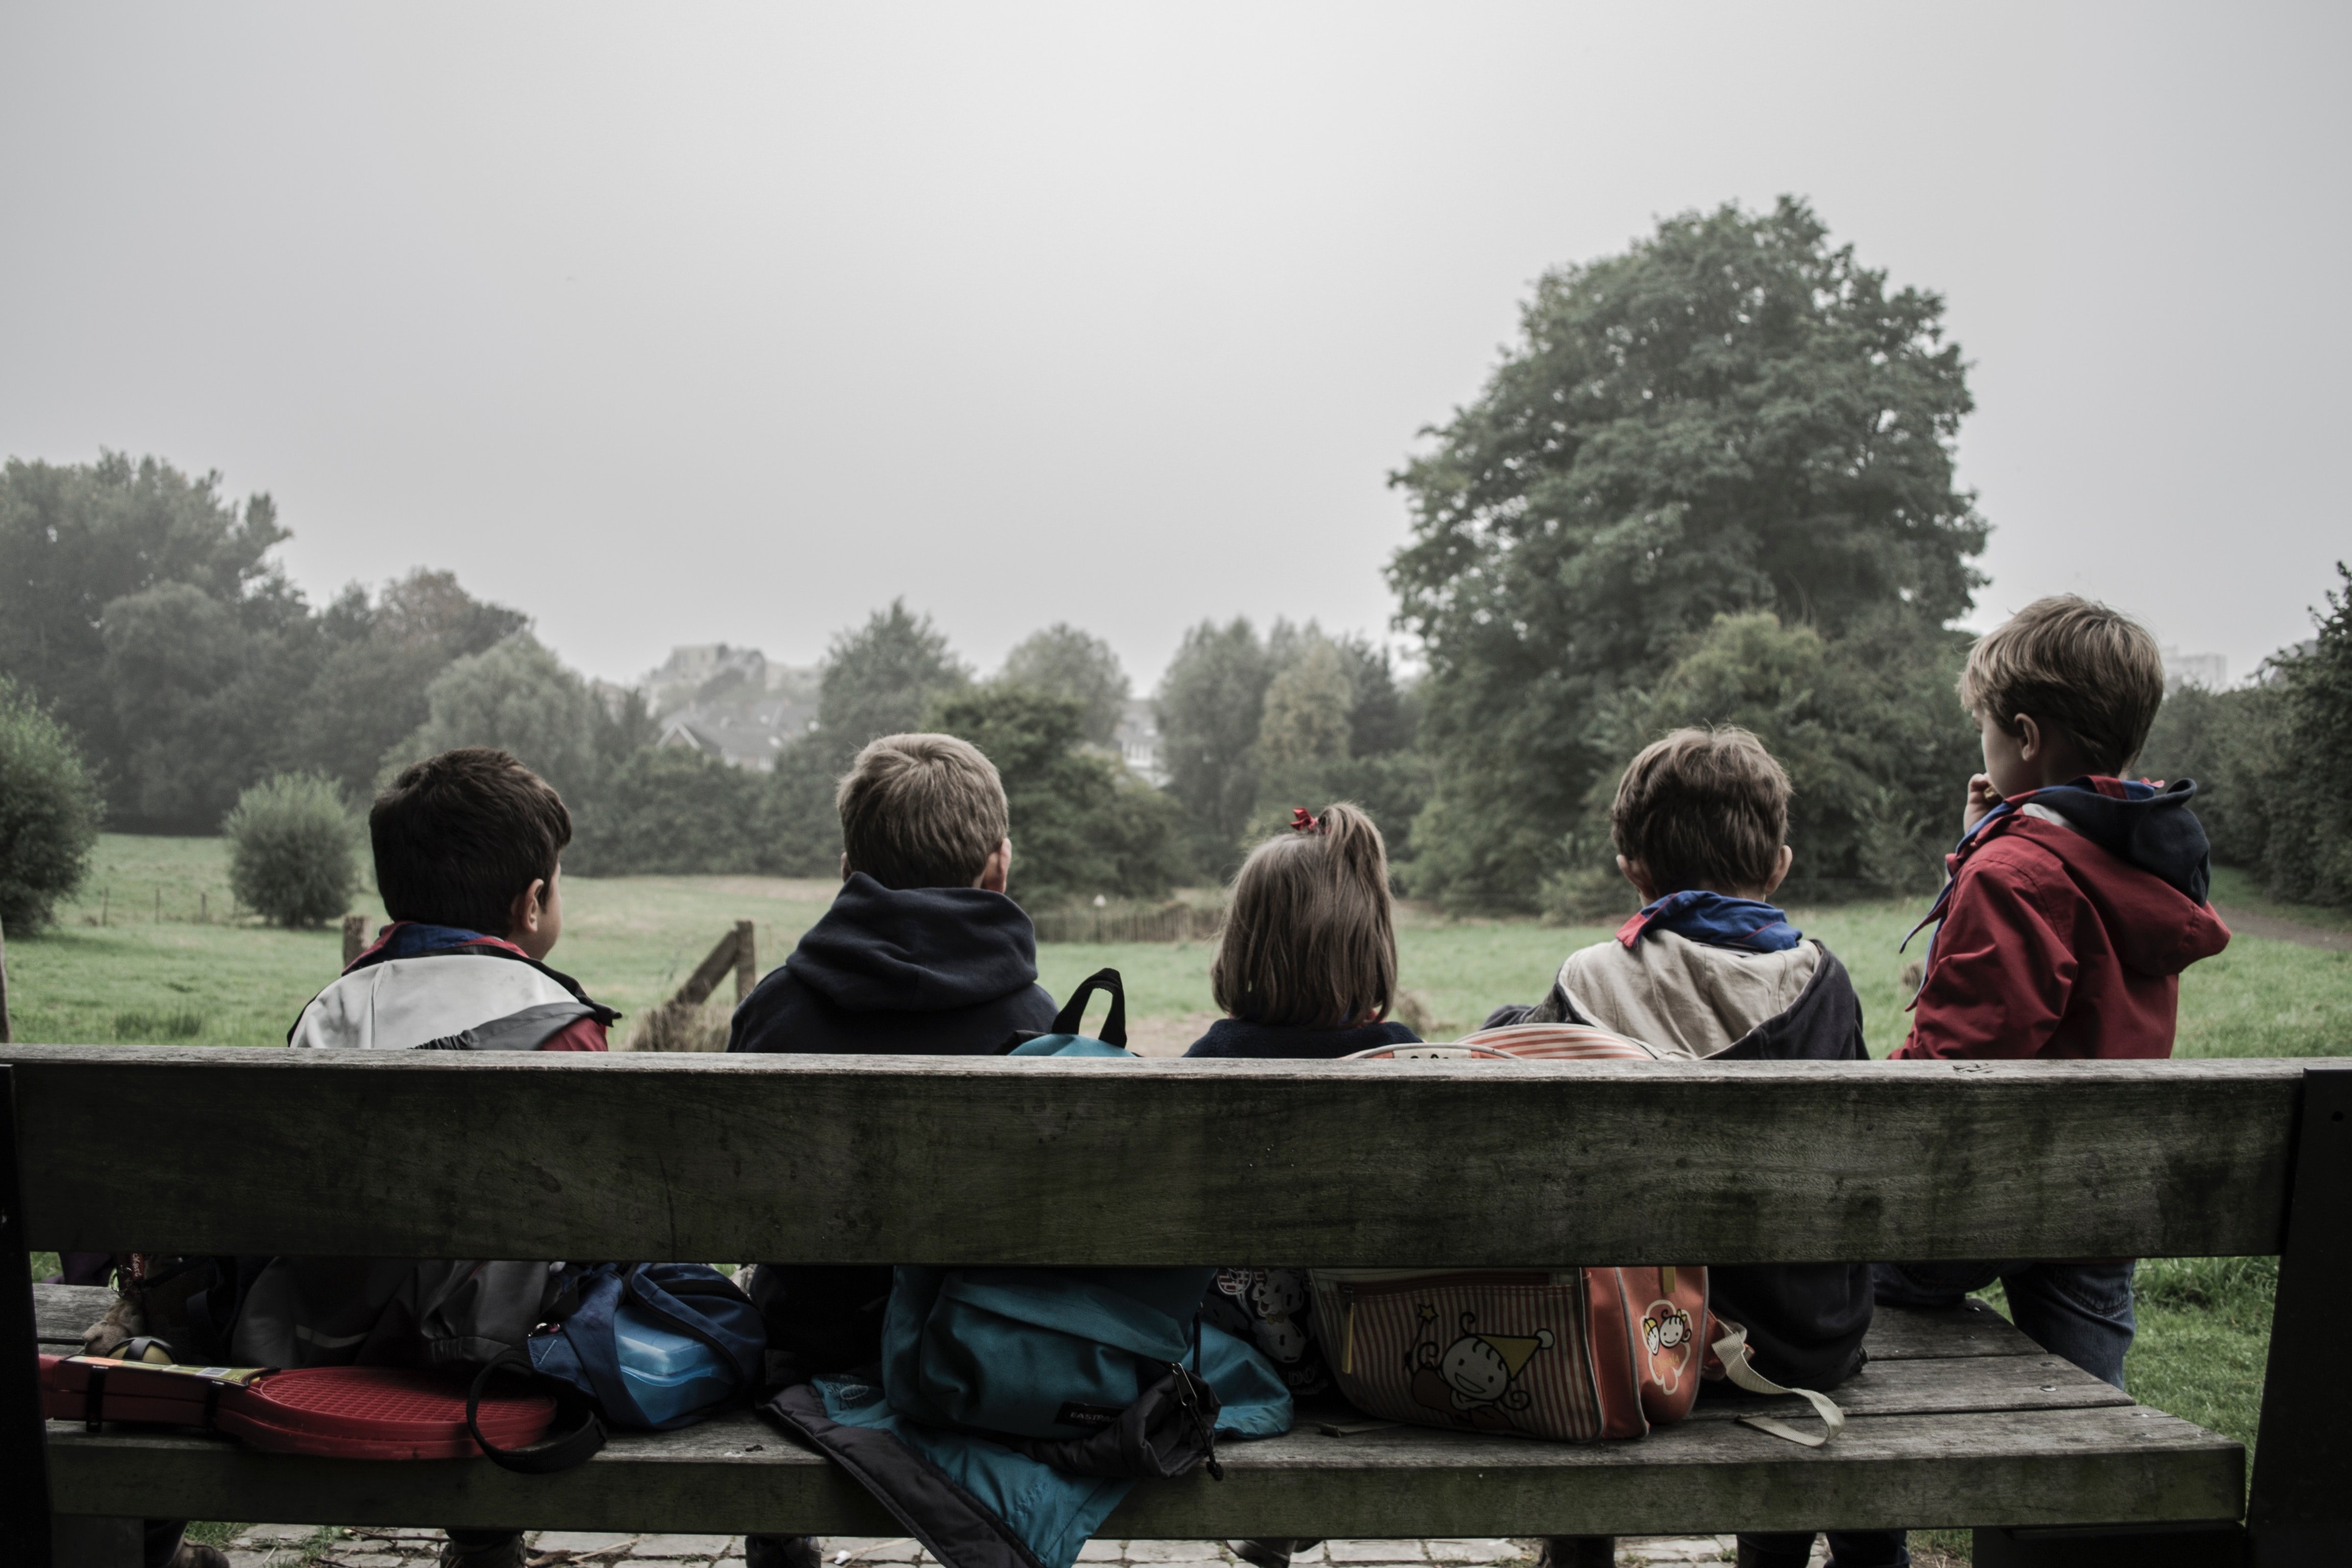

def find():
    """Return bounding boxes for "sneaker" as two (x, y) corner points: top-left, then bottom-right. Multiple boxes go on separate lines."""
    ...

(438, 1532), (528, 1568)
(164, 1545), (231, 1568)
(1231, 1539), (1324, 1568)
(746, 1535), (825, 1568)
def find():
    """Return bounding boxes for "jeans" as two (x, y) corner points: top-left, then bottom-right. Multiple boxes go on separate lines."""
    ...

(1872, 1259), (2137, 1389)
(1738, 1531), (1908, 1567)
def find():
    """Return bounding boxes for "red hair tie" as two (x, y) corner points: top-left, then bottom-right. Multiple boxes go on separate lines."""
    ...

(1290, 807), (1324, 835)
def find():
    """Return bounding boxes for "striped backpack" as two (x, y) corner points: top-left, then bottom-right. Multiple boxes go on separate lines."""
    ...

(1309, 1024), (1842, 1448)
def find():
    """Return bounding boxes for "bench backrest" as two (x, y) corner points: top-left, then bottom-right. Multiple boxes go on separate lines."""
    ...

(0, 1045), (2307, 1264)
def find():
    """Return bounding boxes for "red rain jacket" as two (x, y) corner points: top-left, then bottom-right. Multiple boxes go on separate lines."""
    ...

(1898, 779), (2232, 1061)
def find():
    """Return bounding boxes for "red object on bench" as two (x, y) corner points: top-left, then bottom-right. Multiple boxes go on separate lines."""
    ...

(38, 1355), (557, 1459)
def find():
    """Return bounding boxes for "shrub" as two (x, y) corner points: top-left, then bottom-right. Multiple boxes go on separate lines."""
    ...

(224, 773), (356, 927)
(570, 746), (764, 876)
(0, 677), (104, 931)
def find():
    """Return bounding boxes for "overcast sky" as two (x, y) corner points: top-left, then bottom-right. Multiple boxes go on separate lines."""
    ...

(4, 3), (2345, 694)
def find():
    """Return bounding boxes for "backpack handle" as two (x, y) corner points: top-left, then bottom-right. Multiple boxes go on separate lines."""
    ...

(1050, 968), (1126, 1049)
(467, 1351), (608, 1474)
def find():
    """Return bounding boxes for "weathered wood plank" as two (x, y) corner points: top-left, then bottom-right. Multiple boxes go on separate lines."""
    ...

(1680, 1352), (2130, 1422)
(1861, 1302), (2043, 1360)
(43, 1404), (2241, 1536)
(0, 1048), (2299, 1264)
(34, 1283), (112, 1345)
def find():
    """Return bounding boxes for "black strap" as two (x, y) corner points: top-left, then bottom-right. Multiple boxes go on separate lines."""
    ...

(1049, 968), (1126, 1048)
(84, 1364), (107, 1432)
(465, 1352), (607, 1474)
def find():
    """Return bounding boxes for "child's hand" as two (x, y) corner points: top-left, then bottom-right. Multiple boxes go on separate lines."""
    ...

(1961, 773), (2003, 834)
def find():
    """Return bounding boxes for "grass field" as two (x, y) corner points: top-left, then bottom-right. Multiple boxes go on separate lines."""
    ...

(11, 835), (2347, 1557)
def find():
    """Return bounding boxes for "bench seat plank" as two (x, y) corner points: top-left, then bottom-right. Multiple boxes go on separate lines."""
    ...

(2, 1048), (2298, 1264)
(43, 1404), (2240, 1537)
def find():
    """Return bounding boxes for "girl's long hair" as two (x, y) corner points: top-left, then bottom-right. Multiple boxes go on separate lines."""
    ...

(1210, 801), (1396, 1028)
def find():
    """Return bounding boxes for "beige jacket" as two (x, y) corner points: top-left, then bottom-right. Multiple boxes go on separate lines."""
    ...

(1538, 929), (1821, 1059)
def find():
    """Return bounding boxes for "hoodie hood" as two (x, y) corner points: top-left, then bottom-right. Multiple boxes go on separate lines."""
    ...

(785, 872), (1043, 1014)
(2013, 777), (2213, 903)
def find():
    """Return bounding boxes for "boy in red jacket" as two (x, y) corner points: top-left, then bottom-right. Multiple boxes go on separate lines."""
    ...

(1878, 596), (2231, 1388)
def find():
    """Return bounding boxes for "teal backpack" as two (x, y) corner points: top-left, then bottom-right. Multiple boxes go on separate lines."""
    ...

(883, 970), (1289, 1471)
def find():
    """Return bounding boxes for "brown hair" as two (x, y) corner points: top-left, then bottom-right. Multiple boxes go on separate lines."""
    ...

(1211, 802), (1396, 1028)
(1611, 726), (1791, 895)
(837, 732), (1010, 889)
(372, 748), (571, 937)
(1958, 595), (2166, 773)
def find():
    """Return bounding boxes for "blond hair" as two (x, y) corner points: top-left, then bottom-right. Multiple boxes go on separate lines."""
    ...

(1611, 727), (1792, 894)
(836, 733), (1009, 889)
(1212, 802), (1395, 1028)
(1959, 595), (2165, 773)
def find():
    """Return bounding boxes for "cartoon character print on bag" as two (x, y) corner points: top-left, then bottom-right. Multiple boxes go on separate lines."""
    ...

(1405, 1304), (1555, 1432)
(1208, 1267), (1327, 1394)
(1640, 1301), (1696, 1395)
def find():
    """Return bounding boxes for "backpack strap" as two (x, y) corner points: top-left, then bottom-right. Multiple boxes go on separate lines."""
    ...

(467, 1351), (608, 1474)
(1708, 1325), (1845, 1448)
(1049, 968), (1127, 1049)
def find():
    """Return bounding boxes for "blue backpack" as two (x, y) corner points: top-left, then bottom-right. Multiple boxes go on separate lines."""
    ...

(470, 1262), (767, 1472)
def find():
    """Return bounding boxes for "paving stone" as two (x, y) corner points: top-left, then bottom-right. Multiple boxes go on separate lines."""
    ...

(229, 1555), (286, 1568)
(1427, 1544), (1517, 1563)
(1076, 1545), (1127, 1563)
(333, 1556), (409, 1567)
(1324, 1545), (1427, 1564)
(1126, 1545), (1231, 1562)
(536, 1533), (642, 1552)
(828, 1540), (925, 1563)
(636, 1538), (741, 1557)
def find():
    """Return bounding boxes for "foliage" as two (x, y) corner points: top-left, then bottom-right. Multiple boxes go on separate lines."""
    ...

(1389, 198), (1985, 910)
(1259, 634), (1355, 768)
(1243, 752), (1434, 870)
(2264, 564), (2352, 904)
(1000, 624), (1131, 746)
(2139, 564), (2352, 907)
(0, 453), (293, 822)
(1155, 618), (1277, 871)
(571, 747), (765, 876)
(0, 678), (104, 931)
(816, 600), (970, 763)
(929, 684), (1183, 909)
(388, 632), (605, 804)
(223, 773), (356, 928)
(287, 571), (530, 797)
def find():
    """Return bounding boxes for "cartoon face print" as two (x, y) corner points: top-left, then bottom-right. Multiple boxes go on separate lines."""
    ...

(1426, 1311), (1554, 1412)
(1642, 1306), (1693, 1358)
(1247, 1270), (1311, 1361)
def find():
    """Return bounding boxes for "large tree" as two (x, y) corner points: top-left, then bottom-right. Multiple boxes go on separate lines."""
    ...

(1154, 618), (1276, 871)
(388, 632), (605, 803)
(1390, 198), (1986, 909)
(999, 624), (1131, 746)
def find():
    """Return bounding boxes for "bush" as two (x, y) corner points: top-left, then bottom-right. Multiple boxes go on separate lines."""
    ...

(0, 677), (104, 931)
(224, 773), (356, 927)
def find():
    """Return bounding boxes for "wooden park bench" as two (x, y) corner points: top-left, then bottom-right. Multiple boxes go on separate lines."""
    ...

(5, 1047), (2345, 1566)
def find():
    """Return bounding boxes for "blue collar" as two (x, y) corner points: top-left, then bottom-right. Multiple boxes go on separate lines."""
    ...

(1616, 889), (1802, 953)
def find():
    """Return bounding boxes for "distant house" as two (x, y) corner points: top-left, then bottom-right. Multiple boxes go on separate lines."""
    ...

(1113, 698), (1164, 786)
(638, 644), (820, 772)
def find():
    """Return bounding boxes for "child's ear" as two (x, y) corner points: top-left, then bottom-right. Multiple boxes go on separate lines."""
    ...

(1617, 854), (1660, 903)
(507, 877), (548, 939)
(1764, 845), (1793, 898)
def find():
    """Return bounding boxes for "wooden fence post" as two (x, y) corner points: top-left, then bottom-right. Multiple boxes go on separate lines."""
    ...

(0, 912), (11, 1046)
(341, 915), (367, 969)
(732, 921), (756, 1003)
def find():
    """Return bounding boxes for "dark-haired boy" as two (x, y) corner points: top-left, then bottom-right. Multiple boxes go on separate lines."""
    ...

(1877, 597), (2231, 1390)
(236, 748), (616, 1568)
(1494, 727), (1895, 1568)
(731, 732), (1056, 1568)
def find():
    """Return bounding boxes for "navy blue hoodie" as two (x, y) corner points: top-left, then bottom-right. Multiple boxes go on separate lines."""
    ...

(730, 872), (1057, 1373)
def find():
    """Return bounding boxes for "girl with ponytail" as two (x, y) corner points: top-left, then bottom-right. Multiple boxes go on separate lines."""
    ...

(1183, 802), (1420, 1060)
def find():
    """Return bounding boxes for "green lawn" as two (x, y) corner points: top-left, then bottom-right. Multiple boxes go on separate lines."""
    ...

(13, 835), (2344, 1560)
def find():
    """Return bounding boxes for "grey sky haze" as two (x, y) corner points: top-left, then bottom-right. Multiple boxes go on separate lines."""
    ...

(4, 2), (2345, 693)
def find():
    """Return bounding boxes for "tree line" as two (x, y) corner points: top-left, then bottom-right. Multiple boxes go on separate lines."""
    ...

(7, 197), (2346, 930)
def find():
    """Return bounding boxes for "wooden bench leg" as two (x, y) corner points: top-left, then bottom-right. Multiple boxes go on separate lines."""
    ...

(48, 1515), (144, 1568)
(1973, 1523), (2244, 1565)
(3, 1065), (62, 1568)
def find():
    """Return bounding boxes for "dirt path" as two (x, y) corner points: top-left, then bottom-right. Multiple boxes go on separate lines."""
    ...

(2213, 906), (2352, 953)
